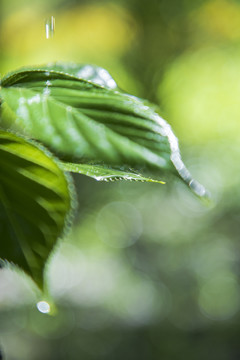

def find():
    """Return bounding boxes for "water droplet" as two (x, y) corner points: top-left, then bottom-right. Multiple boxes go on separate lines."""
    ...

(189, 179), (207, 198)
(77, 65), (94, 79)
(27, 94), (41, 105)
(37, 301), (51, 314)
(45, 16), (55, 39)
(43, 87), (51, 96)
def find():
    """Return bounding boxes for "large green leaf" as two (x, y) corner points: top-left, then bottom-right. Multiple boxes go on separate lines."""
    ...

(0, 63), (207, 197)
(0, 130), (72, 289)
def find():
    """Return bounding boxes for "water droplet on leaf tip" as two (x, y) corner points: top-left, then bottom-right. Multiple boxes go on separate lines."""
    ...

(37, 301), (51, 314)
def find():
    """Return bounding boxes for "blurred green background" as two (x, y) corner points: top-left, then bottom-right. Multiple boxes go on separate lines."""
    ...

(1, 0), (240, 359)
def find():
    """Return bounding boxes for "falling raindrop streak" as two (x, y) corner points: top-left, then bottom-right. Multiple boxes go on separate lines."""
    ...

(45, 16), (55, 39)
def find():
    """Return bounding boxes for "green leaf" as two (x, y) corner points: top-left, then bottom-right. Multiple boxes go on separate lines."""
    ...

(28, 62), (118, 89)
(60, 162), (165, 183)
(0, 63), (207, 198)
(0, 130), (72, 289)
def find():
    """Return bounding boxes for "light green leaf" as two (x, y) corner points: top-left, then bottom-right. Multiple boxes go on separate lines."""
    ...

(60, 162), (165, 183)
(29, 62), (118, 89)
(0, 130), (72, 289)
(0, 63), (207, 197)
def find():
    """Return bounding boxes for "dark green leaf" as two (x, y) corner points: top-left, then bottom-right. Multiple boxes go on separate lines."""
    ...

(0, 63), (207, 197)
(0, 130), (72, 289)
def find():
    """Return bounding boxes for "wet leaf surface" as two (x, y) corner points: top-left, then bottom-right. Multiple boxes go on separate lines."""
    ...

(0, 63), (207, 198)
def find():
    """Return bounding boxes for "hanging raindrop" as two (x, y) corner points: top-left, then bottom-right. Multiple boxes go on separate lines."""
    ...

(45, 16), (55, 39)
(37, 300), (51, 314)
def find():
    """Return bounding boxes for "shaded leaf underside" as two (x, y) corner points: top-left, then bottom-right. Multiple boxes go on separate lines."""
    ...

(0, 130), (71, 288)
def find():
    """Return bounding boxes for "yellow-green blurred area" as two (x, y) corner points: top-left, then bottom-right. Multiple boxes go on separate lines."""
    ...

(1, 0), (240, 359)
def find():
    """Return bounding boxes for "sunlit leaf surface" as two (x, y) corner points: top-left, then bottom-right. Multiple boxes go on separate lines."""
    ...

(61, 162), (165, 183)
(34, 63), (118, 89)
(0, 130), (72, 288)
(0, 63), (207, 197)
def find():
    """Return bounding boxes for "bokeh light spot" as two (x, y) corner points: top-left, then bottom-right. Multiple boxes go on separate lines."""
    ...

(198, 274), (240, 320)
(96, 201), (142, 248)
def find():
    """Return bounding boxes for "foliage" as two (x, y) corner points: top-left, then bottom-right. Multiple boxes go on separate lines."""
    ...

(0, 130), (72, 289)
(0, 63), (206, 289)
